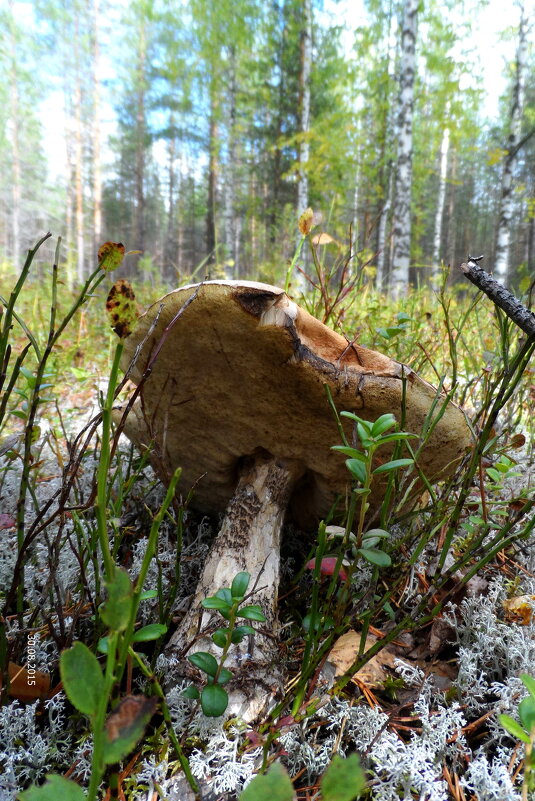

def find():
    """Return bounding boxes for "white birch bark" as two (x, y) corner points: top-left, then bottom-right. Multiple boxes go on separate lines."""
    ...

(494, 4), (528, 286)
(431, 120), (450, 286)
(223, 47), (237, 279)
(377, 163), (394, 290)
(390, 0), (418, 296)
(91, 0), (102, 266)
(8, 1), (21, 268)
(296, 0), (312, 218)
(74, 14), (85, 282)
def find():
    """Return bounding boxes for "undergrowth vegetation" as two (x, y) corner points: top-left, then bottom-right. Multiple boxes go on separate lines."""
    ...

(1, 229), (535, 801)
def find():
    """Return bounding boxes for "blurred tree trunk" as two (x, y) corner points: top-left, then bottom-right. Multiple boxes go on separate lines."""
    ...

(223, 46), (237, 277)
(133, 20), (147, 259)
(7, 0), (21, 269)
(376, 163), (393, 290)
(206, 83), (218, 268)
(296, 0), (312, 218)
(431, 119), (450, 285)
(494, 4), (528, 287)
(74, 12), (85, 282)
(390, 0), (418, 296)
(91, 0), (102, 267)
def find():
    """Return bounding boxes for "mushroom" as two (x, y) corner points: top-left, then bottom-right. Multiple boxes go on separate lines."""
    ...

(117, 280), (471, 721)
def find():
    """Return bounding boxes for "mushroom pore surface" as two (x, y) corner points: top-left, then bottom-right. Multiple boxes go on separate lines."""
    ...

(119, 280), (471, 524)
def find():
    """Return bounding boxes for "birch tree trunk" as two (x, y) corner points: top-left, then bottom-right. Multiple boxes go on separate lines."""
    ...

(206, 83), (218, 268)
(431, 119), (450, 286)
(390, 0), (418, 296)
(376, 163), (393, 291)
(74, 13), (85, 283)
(223, 46), (237, 278)
(133, 23), (147, 260)
(8, 1), (21, 269)
(494, 4), (528, 287)
(296, 0), (312, 218)
(91, 0), (102, 267)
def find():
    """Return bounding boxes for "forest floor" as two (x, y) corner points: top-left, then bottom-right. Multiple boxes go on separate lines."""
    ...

(2, 240), (535, 801)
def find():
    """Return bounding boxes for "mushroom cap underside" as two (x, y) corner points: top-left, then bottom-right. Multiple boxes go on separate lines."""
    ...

(118, 281), (472, 523)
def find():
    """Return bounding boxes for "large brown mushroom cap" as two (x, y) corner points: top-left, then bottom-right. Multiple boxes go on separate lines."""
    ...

(119, 280), (471, 522)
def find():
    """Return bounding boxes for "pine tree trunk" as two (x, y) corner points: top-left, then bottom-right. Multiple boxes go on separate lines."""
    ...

(390, 0), (418, 296)
(165, 130), (176, 278)
(431, 120), (450, 285)
(494, 4), (528, 287)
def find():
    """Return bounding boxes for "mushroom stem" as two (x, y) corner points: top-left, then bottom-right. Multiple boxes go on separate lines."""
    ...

(165, 452), (303, 720)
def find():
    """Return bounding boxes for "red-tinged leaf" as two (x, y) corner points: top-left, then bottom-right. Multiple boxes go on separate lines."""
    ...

(98, 241), (125, 271)
(106, 279), (139, 338)
(306, 557), (348, 582)
(104, 694), (158, 764)
(0, 514), (16, 530)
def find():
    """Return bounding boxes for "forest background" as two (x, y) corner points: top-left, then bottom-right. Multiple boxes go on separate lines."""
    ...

(2, 0), (534, 294)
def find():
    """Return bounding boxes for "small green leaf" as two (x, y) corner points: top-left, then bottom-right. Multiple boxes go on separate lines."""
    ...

(60, 642), (104, 717)
(140, 589), (158, 600)
(231, 571), (250, 600)
(212, 629), (229, 648)
(218, 668), (233, 685)
(320, 754), (366, 801)
(18, 774), (87, 801)
(201, 684), (228, 717)
(97, 636), (109, 654)
(373, 458), (414, 475)
(182, 685), (200, 700)
(499, 713), (531, 743)
(363, 528), (390, 539)
(331, 446), (365, 459)
(521, 674), (535, 699)
(519, 696), (535, 732)
(100, 568), (133, 632)
(231, 625), (256, 643)
(188, 651), (219, 677)
(375, 432), (417, 445)
(202, 596), (232, 611)
(371, 414), (396, 437)
(215, 588), (233, 606)
(238, 605), (266, 622)
(358, 548), (391, 567)
(239, 762), (295, 801)
(131, 623), (167, 642)
(346, 458), (367, 484)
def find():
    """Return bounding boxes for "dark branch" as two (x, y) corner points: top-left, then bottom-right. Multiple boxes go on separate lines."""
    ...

(458, 258), (535, 340)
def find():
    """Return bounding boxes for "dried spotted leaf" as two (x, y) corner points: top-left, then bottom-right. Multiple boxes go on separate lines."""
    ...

(327, 631), (397, 687)
(503, 595), (535, 625)
(104, 694), (158, 764)
(106, 279), (139, 338)
(311, 232), (339, 247)
(98, 241), (126, 272)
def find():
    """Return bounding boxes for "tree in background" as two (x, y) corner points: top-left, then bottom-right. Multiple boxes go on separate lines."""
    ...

(494, 4), (530, 287)
(390, 0), (418, 296)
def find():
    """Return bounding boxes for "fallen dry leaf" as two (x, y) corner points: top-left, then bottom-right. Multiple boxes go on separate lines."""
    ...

(327, 631), (399, 688)
(503, 595), (535, 625)
(3, 661), (51, 702)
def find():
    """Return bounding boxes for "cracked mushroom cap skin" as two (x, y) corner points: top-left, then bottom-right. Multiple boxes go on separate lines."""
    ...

(119, 280), (472, 524)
